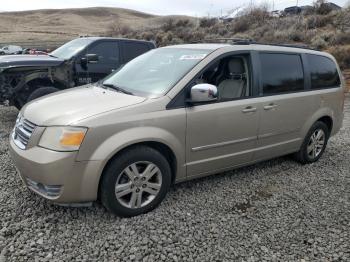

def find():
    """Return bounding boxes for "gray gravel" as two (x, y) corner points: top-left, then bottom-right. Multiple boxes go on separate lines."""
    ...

(0, 97), (349, 262)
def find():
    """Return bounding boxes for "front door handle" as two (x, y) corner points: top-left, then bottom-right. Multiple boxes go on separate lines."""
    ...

(242, 106), (257, 113)
(264, 103), (278, 110)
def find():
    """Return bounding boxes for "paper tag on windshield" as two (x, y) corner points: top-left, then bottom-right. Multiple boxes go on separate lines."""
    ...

(180, 54), (207, 60)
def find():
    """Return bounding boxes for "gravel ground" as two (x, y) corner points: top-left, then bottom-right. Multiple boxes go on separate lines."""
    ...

(0, 97), (349, 262)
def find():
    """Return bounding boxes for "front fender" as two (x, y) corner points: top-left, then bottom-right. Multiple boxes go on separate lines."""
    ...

(77, 126), (187, 183)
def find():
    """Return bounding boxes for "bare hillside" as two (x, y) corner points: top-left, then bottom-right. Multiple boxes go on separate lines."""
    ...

(0, 7), (193, 42)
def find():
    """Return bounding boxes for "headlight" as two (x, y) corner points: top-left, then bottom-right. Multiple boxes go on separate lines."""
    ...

(39, 126), (88, 151)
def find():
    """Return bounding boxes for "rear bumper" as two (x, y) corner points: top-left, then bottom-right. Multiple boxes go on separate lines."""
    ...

(9, 136), (103, 203)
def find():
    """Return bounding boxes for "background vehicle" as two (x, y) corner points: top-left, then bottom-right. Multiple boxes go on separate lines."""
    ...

(0, 37), (156, 109)
(0, 45), (22, 55)
(9, 41), (345, 217)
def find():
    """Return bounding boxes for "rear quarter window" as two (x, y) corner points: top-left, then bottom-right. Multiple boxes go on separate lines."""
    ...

(307, 54), (341, 89)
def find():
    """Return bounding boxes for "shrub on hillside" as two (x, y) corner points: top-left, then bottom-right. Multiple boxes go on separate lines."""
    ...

(199, 18), (218, 28)
(314, 0), (334, 15)
(306, 14), (332, 29)
(311, 35), (328, 49)
(161, 18), (176, 32)
(328, 45), (350, 69)
(108, 23), (132, 36)
(242, 4), (270, 24)
(331, 32), (350, 45)
(334, 9), (350, 32)
(232, 17), (250, 33)
(105, 5), (350, 60)
(176, 19), (192, 27)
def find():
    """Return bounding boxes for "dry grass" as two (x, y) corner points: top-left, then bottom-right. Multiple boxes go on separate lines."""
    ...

(1, 5), (350, 78)
(0, 7), (194, 42)
(343, 70), (350, 92)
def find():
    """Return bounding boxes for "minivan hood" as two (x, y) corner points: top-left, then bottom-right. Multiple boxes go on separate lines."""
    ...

(0, 55), (64, 68)
(22, 85), (146, 126)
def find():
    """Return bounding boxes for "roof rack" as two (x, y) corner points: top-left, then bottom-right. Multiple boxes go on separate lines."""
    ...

(253, 42), (317, 51)
(193, 38), (317, 51)
(192, 38), (254, 45)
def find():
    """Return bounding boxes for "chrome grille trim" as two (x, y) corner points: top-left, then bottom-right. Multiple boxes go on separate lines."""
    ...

(26, 178), (62, 198)
(13, 116), (36, 150)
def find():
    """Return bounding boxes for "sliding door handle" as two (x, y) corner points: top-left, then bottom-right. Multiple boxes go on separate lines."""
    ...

(264, 104), (278, 110)
(242, 106), (257, 113)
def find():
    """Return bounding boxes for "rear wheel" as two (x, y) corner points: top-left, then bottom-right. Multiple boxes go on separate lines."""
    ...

(100, 146), (171, 217)
(294, 121), (329, 164)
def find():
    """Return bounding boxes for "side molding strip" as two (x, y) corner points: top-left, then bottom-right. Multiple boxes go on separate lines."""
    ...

(192, 136), (257, 152)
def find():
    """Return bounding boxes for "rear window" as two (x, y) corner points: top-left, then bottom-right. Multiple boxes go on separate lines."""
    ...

(307, 54), (340, 89)
(260, 53), (304, 95)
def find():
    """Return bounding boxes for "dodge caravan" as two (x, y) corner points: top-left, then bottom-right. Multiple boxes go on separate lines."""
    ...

(9, 42), (345, 217)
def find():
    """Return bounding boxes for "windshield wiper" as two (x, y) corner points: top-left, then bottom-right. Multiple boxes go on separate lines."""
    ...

(101, 83), (134, 95)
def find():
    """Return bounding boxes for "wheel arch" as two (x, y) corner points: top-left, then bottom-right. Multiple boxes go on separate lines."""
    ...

(301, 107), (335, 140)
(316, 115), (333, 134)
(97, 141), (179, 200)
(26, 76), (68, 90)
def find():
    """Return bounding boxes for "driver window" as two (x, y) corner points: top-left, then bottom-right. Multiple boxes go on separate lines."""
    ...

(193, 54), (251, 101)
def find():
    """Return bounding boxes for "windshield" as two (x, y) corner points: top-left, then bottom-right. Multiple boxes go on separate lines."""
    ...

(50, 38), (94, 60)
(102, 48), (211, 97)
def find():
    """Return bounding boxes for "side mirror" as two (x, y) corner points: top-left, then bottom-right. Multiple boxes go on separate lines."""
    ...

(189, 84), (218, 103)
(81, 54), (99, 64)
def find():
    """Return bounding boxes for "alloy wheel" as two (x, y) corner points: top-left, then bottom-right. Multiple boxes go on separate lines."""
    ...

(115, 161), (162, 209)
(307, 129), (326, 159)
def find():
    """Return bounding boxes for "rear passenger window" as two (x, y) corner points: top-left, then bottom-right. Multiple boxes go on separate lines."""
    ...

(260, 53), (304, 95)
(122, 42), (150, 63)
(308, 54), (340, 89)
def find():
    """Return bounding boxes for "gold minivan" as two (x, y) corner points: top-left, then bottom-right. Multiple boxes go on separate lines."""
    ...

(9, 42), (345, 217)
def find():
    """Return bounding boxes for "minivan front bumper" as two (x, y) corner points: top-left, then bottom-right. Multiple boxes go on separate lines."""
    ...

(9, 136), (102, 204)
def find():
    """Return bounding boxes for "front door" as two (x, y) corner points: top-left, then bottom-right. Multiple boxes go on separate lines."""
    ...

(185, 53), (259, 177)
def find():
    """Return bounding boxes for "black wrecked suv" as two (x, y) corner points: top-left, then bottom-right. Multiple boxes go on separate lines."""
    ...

(0, 37), (156, 109)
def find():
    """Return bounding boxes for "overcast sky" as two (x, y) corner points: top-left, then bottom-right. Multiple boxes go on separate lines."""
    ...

(1, 0), (348, 16)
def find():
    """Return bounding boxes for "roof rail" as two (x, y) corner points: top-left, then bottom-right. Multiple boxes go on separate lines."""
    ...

(193, 38), (317, 51)
(192, 38), (254, 45)
(253, 42), (317, 51)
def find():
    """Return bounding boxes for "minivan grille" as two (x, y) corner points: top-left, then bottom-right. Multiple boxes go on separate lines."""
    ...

(12, 116), (36, 150)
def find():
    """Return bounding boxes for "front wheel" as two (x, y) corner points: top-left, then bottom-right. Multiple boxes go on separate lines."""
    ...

(13, 86), (60, 110)
(27, 86), (59, 103)
(100, 146), (172, 217)
(294, 121), (329, 164)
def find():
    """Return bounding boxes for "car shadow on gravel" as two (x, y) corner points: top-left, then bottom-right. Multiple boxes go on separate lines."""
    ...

(11, 154), (293, 221)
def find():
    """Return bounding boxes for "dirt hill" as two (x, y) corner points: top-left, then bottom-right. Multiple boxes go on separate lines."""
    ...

(0, 5), (349, 90)
(0, 7), (193, 43)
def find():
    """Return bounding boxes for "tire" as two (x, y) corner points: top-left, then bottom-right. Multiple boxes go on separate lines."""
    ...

(294, 121), (330, 164)
(13, 100), (23, 111)
(27, 86), (60, 103)
(100, 146), (172, 217)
